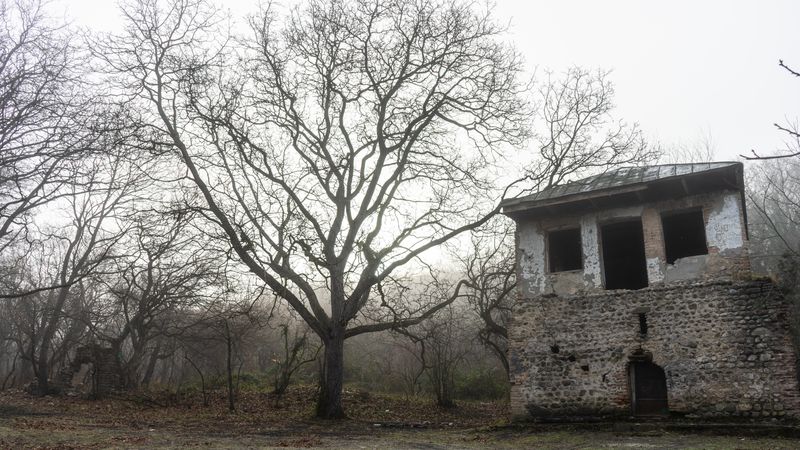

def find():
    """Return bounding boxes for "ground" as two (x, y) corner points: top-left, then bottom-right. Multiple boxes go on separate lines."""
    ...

(1, 387), (799, 449)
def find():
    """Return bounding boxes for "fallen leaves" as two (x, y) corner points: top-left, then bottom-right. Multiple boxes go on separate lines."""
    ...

(0, 385), (506, 448)
(275, 436), (323, 447)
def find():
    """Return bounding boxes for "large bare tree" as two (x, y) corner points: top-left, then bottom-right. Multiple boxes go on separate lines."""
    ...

(0, 0), (91, 254)
(95, 0), (530, 418)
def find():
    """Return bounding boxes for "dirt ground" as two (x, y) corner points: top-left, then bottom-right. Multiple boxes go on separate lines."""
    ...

(2, 387), (800, 449)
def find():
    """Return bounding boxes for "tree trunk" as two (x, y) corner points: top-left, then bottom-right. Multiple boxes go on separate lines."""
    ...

(19, 347), (34, 384)
(36, 287), (69, 395)
(140, 340), (162, 387)
(125, 337), (148, 389)
(315, 331), (345, 419)
(185, 354), (208, 407)
(432, 355), (455, 408)
(225, 321), (235, 412)
(35, 339), (52, 395)
(1, 353), (18, 390)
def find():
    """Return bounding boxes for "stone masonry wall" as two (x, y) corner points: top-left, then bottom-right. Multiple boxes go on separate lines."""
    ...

(66, 345), (123, 398)
(508, 280), (800, 421)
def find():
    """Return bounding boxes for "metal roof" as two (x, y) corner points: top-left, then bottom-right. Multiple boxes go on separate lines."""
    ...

(502, 162), (743, 214)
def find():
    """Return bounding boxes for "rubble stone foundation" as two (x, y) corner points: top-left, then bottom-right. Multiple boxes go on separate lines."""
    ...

(508, 280), (800, 420)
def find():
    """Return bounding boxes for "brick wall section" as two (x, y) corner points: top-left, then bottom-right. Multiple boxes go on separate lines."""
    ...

(67, 345), (123, 398)
(641, 207), (665, 263)
(92, 347), (123, 397)
(508, 280), (800, 421)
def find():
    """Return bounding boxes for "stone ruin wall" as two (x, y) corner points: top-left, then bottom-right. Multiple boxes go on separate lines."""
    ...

(89, 346), (123, 397)
(508, 280), (800, 420)
(53, 345), (123, 398)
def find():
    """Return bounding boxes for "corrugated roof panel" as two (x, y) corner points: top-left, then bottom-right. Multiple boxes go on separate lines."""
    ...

(642, 166), (662, 182)
(504, 162), (741, 208)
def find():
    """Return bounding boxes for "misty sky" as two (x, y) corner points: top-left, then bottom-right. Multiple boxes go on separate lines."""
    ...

(57, 0), (800, 162)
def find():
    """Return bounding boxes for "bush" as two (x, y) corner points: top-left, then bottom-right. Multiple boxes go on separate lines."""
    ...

(454, 368), (508, 401)
(201, 372), (271, 392)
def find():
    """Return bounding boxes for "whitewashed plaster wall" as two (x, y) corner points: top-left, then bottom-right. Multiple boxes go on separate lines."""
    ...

(705, 192), (745, 253)
(513, 190), (748, 297)
(580, 215), (602, 288)
(517, 221), (547, 296)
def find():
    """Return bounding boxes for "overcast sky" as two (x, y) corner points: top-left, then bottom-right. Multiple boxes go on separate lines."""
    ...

(56, 0), (800, 162)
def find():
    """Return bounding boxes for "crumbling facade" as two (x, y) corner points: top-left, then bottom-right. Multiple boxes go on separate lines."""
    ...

(53, 344), (123, 398)
(502, 162), (800, 420)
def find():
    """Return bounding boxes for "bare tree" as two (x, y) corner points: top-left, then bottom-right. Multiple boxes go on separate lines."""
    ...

(0, 0), (92, 257)
(29, 155), (137, 394)
(0, 248), (52, 384)
(0, 294), (23, 388)
(748, 159), (800, 264)
(658, 131), (717, 164)
(88, 206), (222, 389)
(95, 0), (530, 418)
(270, 322), (319, 398)
(213, 305), (263, 412)
(740, 60), (800, 273)
(390, 332), (427, 399)
(399, 302), (473, 408)
(744, 59), (800, 160)
(528, 67), (656, 190)
(461, 220), (515, 376)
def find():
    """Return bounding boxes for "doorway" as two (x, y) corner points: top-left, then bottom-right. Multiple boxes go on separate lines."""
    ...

(629, 361), (669, 416)
(600, 219), (649, 290)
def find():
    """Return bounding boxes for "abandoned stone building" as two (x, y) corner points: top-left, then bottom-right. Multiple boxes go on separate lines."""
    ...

(502, 162), (800, 420)
(53, 344), (123, 398)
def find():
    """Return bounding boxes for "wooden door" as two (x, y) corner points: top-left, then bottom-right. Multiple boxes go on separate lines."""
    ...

(630, 361), (668, 416)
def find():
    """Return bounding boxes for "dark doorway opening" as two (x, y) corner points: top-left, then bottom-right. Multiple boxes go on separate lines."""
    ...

(548, 228), (583, 272)
(629, 361), (669, 416)
(661, 210), (708, 264)
(601, 219), (648, 290)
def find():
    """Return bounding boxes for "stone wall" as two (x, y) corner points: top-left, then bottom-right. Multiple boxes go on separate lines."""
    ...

(66, 345), (123, 398)
(508, 280), (800, 421)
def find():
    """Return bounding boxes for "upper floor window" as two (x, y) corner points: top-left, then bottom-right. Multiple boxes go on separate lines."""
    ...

(548, 228), (583, 272)
(661, 210), (708, 264)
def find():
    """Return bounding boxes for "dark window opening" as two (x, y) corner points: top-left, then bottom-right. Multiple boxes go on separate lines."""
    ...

(550, 344), (560, 354)
(638, 313), (648, 336)
(580, 365), (590, 372)
(661, 210), (708, 264)
(601, 219), (649, 290)
(548, 228), (583, 272)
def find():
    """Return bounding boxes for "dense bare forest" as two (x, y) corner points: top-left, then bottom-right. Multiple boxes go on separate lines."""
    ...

(1, 0), (798, 429)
